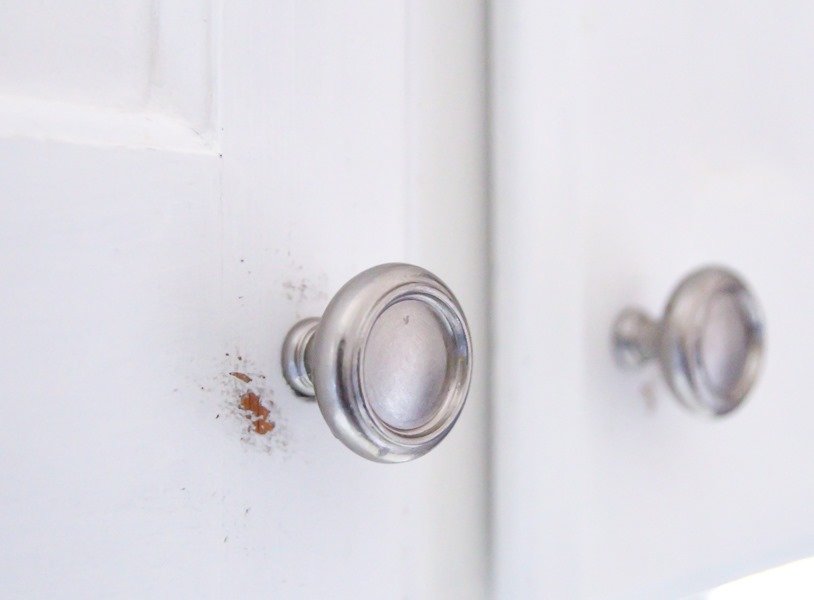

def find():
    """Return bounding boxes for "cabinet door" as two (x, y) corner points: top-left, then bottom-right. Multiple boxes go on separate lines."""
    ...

(492, 2), (814, 598)
(0, 3), (488, 598)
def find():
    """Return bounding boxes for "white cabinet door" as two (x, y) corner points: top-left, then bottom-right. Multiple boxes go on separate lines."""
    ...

(0, 3), (488, 598)
(492, 2), (814, 598)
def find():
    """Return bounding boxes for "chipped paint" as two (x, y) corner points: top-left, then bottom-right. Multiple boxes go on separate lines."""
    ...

(238, 390), (276, 435)
(200, 351), (289, 455)
(230, 371), (252, 383)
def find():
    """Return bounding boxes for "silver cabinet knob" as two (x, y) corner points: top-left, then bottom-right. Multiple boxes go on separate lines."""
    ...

(612, 266), (765, 416)
(281, 263), (472, 462)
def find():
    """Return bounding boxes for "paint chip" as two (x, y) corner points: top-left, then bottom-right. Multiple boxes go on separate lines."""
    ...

(230, 371), (252, 383)
(239, 391), (276, 435)
(252, 419), (276, 435)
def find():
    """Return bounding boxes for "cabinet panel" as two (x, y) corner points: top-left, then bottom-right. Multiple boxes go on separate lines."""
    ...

(492, 2), (814, 597)
(0, 0), (216, 150)
(0, 3), (488, 598)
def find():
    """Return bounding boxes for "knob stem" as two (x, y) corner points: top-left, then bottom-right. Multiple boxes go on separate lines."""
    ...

(612, 308), (660, 369)
(281, 317), (320, 397)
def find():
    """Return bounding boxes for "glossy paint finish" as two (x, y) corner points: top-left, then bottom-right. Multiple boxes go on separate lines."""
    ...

(491, 2), (814, 597)
(0, 2), (489, 598)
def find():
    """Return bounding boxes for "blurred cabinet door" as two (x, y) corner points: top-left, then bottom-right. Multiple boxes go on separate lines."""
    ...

(492, 2), (814, 598)
(0, 2), (488, 598)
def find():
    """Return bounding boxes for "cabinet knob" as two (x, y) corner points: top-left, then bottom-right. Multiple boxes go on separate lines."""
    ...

(281, 263), (472, 462)
(612, 266), (764, 416)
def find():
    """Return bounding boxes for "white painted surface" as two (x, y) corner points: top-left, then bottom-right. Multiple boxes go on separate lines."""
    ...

(0, 2), (488, 598)
(0, 2), (154, 107)
(492, 2), (814, 598)
(706, 556), (814, 599)
(0, 0), (217, 149)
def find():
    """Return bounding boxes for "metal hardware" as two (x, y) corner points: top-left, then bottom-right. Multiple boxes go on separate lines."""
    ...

(282, 263), (472, 462)
(612, 266), (764, 416)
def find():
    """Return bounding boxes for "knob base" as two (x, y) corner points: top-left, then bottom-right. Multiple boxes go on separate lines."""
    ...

(612, 308), (660, 369)
(281, 317), (319, 397)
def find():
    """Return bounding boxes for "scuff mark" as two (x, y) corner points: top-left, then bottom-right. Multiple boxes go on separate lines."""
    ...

(282, 274), (329, 303)
(640, 380), (658, 412)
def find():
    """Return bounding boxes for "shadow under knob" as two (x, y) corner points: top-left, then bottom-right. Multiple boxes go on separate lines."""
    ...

(281, 263), (472, 462)
(612, 265), (765, 416)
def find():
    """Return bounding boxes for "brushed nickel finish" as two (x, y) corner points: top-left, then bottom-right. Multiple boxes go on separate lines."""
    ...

(282, 263), (472, 462)
(613, 266), (764, 416)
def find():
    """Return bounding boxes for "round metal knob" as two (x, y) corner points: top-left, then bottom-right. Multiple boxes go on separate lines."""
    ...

(612, 266), (765, 416)
(281, 263), (472, 462)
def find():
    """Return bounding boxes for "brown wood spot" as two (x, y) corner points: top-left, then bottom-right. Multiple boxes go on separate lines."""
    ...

(230, 371), (252, 383)
(239, 391), (269, 418)
(252, 419), (276, 435)
(239, 391), (275, 435)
